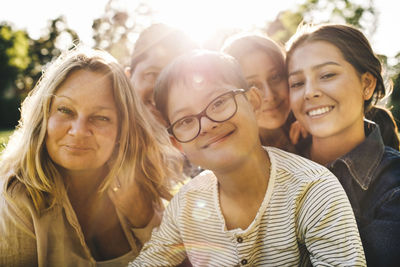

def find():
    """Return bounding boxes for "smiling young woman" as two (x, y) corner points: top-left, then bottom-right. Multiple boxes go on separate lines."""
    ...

(222, 33), (297, 153)
(286, 23), (400, 266)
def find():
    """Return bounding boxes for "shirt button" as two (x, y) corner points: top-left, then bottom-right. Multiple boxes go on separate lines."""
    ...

(237, 237), (243, 243)
(241, 259), (248, 265)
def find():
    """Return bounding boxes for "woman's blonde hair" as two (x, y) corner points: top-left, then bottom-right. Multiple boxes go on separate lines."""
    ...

(0, 46), (184, 212)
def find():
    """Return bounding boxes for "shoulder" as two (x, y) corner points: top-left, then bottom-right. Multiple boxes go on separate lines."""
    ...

(382, 146), (400, 163)
(373, 146), (400, 188)
(177, 170), (216, 194)
(1, 177), (34, 210)
(166, 170), (216, 209)
(266, 146), (334, 182)
(0, 177), (36, 238)
(371, 146), (400, 204)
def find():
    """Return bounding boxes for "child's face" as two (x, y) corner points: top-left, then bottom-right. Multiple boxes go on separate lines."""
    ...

(167, 77), (261, 172)
(239, 50), (290, 130)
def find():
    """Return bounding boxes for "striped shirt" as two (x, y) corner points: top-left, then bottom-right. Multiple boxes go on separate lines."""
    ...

(129, 147), (366, 266)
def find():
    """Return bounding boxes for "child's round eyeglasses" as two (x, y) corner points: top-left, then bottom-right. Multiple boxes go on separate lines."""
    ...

(168, 88), (246, 143)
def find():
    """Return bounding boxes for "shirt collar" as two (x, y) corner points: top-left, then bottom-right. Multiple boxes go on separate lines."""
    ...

(327, 120), (385, 190)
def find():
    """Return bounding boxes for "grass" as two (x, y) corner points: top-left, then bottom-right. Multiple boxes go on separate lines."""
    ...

(0, 129), (13, 152)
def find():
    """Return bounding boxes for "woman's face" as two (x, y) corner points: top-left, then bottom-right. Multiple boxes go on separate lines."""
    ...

(239, 49), (290, 129)
(130, 45), (176, 126)
(288, 41), (367, 140)
(46, 69), (119, 175)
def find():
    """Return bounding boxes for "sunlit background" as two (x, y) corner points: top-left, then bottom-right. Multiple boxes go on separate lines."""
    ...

(2, 0), (398, 56)
(0, 0), (400, 133)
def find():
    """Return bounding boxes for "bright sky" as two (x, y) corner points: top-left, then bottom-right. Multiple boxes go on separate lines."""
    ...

(1, 0), (399, 60)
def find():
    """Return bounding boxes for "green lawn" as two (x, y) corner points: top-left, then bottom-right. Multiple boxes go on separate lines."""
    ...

(0, 129), (13, 152)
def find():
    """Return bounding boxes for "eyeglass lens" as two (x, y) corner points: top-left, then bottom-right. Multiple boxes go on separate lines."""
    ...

(172, 91), (238, 142)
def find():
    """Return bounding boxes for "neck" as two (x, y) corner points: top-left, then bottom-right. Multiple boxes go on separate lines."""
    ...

(215, 145), (270, 201)
(61, 166), (108, 203)
(310, 120), (365, 165)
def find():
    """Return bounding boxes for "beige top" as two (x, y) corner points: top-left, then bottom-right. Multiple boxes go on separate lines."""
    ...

(0, 179), (162, 267)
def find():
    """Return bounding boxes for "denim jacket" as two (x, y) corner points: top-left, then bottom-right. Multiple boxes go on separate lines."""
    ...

(326, 121), (400, 267)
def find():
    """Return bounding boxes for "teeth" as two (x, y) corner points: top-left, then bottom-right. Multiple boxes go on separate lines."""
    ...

(307, 106), (332, 116)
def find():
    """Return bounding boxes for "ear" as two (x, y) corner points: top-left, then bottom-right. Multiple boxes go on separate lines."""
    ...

(246, 86), (262, 112)
(170, 136), (184, 152)
(124, 67), (132, 78)
(361, 72), (377, 100)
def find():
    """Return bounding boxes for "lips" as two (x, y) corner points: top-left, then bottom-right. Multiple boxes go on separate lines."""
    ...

(201, 129), (235, 149)
(306, 106), (334, 117)
(63, 144), (93, 151)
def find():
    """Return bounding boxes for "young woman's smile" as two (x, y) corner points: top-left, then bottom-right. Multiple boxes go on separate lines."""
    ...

(288, 41), (366, 140)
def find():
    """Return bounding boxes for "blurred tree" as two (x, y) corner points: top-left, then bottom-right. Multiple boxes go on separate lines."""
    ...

(0, 23), (30, 128)
(0, 17), (79, 128)
(264, 0), (377, 44)
(298, 0), (377, 34)
(92, 0), (155, 65)
(22, 16), (79, 97)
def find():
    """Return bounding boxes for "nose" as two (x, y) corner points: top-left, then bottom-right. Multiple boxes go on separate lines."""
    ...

(259, 82), (276, 102)
(68, 117), (92, 137)
(304, 79), (322, 100)
(199, 116), (218, 136)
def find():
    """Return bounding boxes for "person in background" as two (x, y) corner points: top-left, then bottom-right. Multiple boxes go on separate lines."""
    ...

(222, 33), (306, 153)
(0, 46), (184, 266)
(128, 50), (365, 266)
(126, 22), (202, 178)
(286, 23), (400, 266)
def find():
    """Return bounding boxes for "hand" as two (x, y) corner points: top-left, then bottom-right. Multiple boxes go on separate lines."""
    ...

(289, 120), (309, 145)
(109, 177), (155, 228)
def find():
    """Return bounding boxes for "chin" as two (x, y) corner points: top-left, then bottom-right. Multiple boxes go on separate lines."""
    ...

(308, 125), (336, 139)
(258, 119), (286, 130)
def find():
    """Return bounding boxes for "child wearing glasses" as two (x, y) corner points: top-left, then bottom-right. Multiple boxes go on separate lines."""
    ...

(128, 50), (365, 266)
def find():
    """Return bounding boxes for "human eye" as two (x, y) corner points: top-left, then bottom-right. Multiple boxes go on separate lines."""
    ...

(289, 79), (304, 90)
(175, 116), (196, 130)
(210, 94), (230, 111)
(93, 115), (110, 122)
(320, 72), (336, 80)
(144, 95), (155, 107)
(269, 73), (283, 83)
(57, 106), (73, 115)
(144, 71), (158, 82)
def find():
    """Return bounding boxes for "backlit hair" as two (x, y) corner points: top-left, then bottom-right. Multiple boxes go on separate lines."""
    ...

(154, 49), (248, 124)
(222, 32), (286, 78)
(129, 23), (198, 72)
(1, 46), (183, 212)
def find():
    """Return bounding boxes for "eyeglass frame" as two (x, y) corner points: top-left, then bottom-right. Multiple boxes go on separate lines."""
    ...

(167, 88), (247, 143)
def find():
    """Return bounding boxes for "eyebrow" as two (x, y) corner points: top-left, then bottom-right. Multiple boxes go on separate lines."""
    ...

(288, 61), (340, 77)
(53, 95), (116, 111)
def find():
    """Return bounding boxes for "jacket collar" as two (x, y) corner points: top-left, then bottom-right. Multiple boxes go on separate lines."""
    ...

(327, 120), (385, 190)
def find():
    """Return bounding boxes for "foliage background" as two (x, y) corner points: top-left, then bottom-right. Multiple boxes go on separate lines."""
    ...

(0, 0), (399, 133)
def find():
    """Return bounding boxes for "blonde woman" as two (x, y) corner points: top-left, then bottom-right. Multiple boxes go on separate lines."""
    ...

(0, 47), (183, 266)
